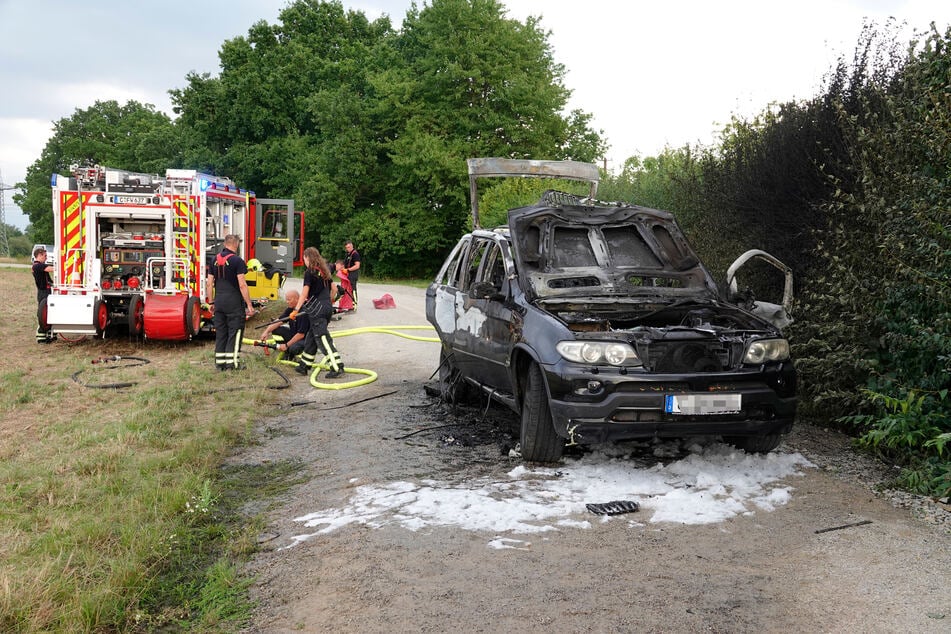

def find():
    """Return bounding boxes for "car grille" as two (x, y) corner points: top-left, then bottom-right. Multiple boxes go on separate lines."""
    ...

(645, 341), (735, 373)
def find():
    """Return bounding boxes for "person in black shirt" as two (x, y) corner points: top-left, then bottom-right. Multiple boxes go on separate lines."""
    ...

(205, 234), (255, 370)
(32, 246), (54, 343)
(291, 247), (345, 379)
(342, 240), (361, 306)
(259, 289), (310, 360)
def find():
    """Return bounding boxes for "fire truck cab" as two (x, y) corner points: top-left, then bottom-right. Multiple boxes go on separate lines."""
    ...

(45, 165), (298, 341)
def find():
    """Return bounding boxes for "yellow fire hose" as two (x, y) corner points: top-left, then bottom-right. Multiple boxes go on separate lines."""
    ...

(243, 324), (439, 390)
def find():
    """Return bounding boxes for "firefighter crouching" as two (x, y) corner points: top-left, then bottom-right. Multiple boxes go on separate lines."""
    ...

(205, 234), (255, 370)
(259, 289), (310, 361)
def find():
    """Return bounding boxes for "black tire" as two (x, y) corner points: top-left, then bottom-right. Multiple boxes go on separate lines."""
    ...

(127, 294), (144, 336)
(438, 346), (473, 404)
(727, 433), (783, 454)
(94, 299), (110, 336)
(520, 363), (564, 463)
(184, 296), (201, 338)
(37, 296), (49, 331)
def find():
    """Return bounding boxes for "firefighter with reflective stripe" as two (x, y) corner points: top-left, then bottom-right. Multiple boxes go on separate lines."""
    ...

(32, 246), (54, 343)
(259, 289), (310, 360)
(291, 246), (345, 378)
(205, 234), (254, 370)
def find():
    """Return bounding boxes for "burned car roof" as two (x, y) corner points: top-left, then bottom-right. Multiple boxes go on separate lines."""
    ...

(506, 190), (718, 304)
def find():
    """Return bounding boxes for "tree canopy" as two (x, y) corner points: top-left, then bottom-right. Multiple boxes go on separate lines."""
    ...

(165, 0), (605, 274)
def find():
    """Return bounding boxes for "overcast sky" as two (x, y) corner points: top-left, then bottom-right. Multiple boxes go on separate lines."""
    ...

(2, 0), (949, 231)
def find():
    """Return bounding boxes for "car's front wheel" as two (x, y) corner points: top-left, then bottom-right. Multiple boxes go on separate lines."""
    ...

(520, 363), (564, 463)
(726, 433), (783, 454)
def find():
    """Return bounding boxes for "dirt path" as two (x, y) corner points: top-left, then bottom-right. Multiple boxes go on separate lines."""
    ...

(237, 283), (950, 633)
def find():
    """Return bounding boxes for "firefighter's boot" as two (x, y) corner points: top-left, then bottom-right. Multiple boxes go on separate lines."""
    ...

(321, 335), (345, 379)
(296, 350), (316, 376)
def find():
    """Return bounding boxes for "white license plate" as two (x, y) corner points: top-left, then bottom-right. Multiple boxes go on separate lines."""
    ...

(665, 393), (741, 415)
(115, 195), (147, 204)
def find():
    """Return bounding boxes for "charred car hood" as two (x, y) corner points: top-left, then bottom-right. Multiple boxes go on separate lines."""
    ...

(507, 200), (720, 303)
(538, 296), (782, 373)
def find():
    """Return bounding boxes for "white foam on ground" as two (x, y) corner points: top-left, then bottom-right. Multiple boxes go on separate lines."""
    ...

(285, 442), (815, 548)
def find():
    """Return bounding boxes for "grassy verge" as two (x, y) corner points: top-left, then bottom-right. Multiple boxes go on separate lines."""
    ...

(362, 275), (431, 289)
(0, 268), (305, 631)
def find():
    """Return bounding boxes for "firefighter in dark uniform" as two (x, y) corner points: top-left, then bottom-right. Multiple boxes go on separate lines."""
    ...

(259, 289), (310, 360)
(32, 246), (54, 343)
(342, 240), (361, 306)
(205, 234), (254, 370)
(291, 246), (345, 378)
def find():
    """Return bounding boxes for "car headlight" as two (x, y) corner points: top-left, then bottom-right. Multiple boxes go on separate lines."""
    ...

(743, 338), (790, 364)
(556, 341), (642, 367)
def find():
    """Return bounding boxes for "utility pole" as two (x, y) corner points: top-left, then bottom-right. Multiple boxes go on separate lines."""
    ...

(0, 169), (13, 257)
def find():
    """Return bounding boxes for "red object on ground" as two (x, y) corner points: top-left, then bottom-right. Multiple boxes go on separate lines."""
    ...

(373, 293), (396, 309)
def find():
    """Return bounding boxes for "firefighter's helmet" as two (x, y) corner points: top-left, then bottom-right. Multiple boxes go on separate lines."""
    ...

(247, 258), (263, 272)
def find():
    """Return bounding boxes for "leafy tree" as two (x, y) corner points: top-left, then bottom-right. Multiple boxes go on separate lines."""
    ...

(14, 100), (182, 242)
(172, 0), (604, 276)
(344, 0), (603, 276)
(600, 147), (703, 226)
(1, 223), (31, 259)
(171, 0), (394, 254)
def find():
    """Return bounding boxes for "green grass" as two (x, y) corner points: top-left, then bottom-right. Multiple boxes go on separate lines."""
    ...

(361, 275), (432, 289)
(0, 323), (305, 631)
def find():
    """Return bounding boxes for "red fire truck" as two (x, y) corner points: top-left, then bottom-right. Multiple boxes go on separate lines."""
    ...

(43, 164), (304, 341)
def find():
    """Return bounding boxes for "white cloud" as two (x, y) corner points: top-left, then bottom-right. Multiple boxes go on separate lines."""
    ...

(0, 118), (54, 230)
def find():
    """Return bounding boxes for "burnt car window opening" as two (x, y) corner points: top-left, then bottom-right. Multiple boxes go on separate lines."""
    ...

(603, 226), (662, 268)
(444, 241), (469, 289)
(466, 240), (492, 290)
(651, 224), (699, 270)
(522, 225), (541, 264)
(480, 243), (505, 288)
(551, 227), (596, 267)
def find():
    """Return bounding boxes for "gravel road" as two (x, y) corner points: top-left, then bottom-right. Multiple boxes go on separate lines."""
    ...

(236, 283), (950, 633)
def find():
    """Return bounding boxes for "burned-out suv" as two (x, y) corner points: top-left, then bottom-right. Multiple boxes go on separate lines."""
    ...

(425, 159), (797, 462)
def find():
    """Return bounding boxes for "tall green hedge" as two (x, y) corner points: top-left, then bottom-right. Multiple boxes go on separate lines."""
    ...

(602, 22), (950, 496)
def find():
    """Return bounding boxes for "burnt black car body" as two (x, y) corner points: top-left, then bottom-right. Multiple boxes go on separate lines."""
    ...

(426, 159), (797, 462)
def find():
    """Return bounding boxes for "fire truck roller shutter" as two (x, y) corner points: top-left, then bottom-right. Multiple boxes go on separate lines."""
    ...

(144, 294), (196, 341)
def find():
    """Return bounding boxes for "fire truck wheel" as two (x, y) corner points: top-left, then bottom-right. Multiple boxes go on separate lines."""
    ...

(37, 297), (49, 331)
(128, 294), (144, 336)
(184, 297), (201, 338)
(94, 299), (110, 336)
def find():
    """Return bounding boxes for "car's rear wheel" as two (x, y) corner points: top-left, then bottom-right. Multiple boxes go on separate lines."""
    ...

(520, 363), (564, 463)
(438, 346), (473, 404)
(726, 433), (783, 454)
